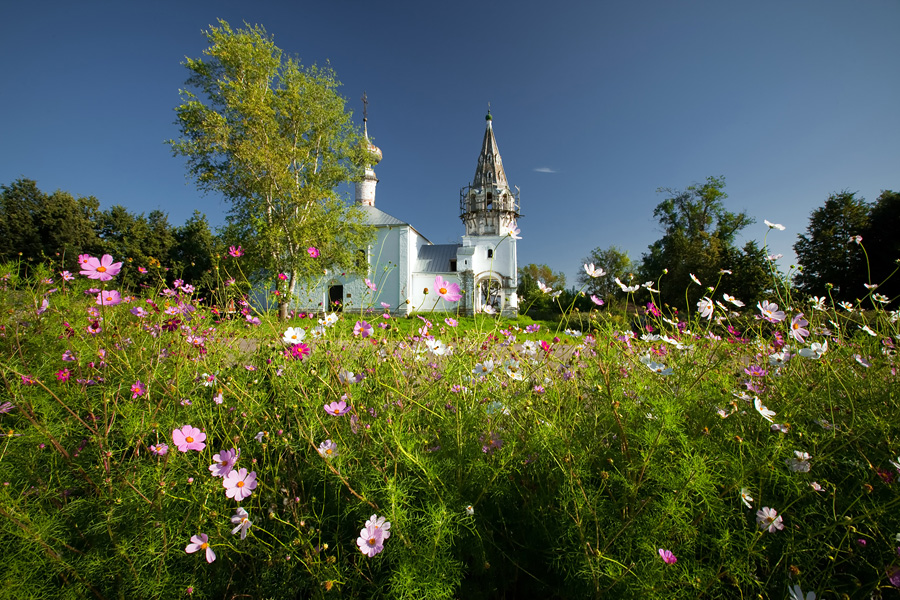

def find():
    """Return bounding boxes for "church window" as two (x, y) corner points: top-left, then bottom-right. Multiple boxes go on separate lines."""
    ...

(450, 259), (457, 272)
(487, 249), (493, 259)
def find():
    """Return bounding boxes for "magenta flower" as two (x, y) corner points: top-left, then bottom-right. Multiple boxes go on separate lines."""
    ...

(130, 380), (146, 399)
(172, 425), (206, 452)
(56, 369), (70, 383)
(79, 254), (123, 281)
(324, 400), (351, 416)
(434, 275), (462, 302)
(284, 343), (311, 360)
(307, 246), (320, 258)
(209, 448), (240, 478)
(658, 548), (677, 564)
(223, 467), (257, 501)
(228, 245), (244, 257)
(185, 533), (216, 563)
(354, 320), (374, 338)
(96, 290), (122, 306)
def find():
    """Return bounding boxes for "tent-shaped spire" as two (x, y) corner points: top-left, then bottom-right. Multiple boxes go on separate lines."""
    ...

(472, 111), (508, 189)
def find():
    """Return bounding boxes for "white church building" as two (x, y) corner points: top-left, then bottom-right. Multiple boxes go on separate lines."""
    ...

(294, 111), (521, 317)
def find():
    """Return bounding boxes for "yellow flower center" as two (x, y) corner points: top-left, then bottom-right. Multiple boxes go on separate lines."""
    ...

(97, 266), (107, 273)
(440, 287), (448, 295)
(200, 542), (208, 550)
(325, 448), (333, 455)
(220, 460), (228, 466)
(368, 537), (377, 545)
(237, 481), (245, 488)
(185, 436), (193, 443)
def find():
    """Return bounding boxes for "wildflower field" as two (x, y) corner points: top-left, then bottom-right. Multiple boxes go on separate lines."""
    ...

(1, 254), (899, 600)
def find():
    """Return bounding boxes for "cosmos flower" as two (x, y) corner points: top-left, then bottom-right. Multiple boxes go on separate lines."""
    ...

(172, 425), (206, 452)
(357, 523), (385, 557)
(228, 245), (244, 257)
(740, 487), (754, 508)
(723, 293), (744, 307)
(209, 448), (240, 478)
(789, 313), (809, 343)
(658, 548), (677, 564)
(282, 327), (306, 345)
(583, 263), (605, 278)
(753, 397), (776, 423)
(307, 247), (320, 258)
(80, 255), (123, 281)
(434, 276), (462, 302)
(787, 451), (811, 473)
(230, 508), (252, 540)
(798, 341), (828, 360)
(697, 297), (714, 320)
(757, 301), (786, 323)
(764, 220), (786, 230)
(223, 467), (257, 501)
(324, 400), (351, 416)
(130, 380), (146, 399)
(185, 533), (216, 563)
(354, 320), (374, 338)
(756, 507), (784, 533)
(318, 439), (338, 459)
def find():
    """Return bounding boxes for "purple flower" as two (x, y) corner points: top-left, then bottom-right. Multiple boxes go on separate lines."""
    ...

(185, 533), (216, 563)
(354, 320), (374, 338)
(209, 448), (240, 478)
(130, 380), (146, 399)
(658, 548), (677, 564)
(357, 524), (385, 557)
(223, 467), (257, 501)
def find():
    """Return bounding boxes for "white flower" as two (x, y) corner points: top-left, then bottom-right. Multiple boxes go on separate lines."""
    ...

(640, 355), (673, 376)
(838, 301), (854, 312)
(481, 304), (497, 315)
(564, 328), (581, 337)
(583, 263), (605, 278)
(722, 293), (745, 307)
(756, 506), (784, 533)
(254, 431), (265, 442)
(764, 220), (786, 231)
(753, 397), (776, 422)
(872, 293), (889, 304)
(787, 451), (811, 473)
(614, 277), (639, 293)
(508, 227), (522, 240)
(320, 313), (339, 327)
(282, 326), (306, 345)
(798, 341), (828, 360)
(690, 273), (701, 285)
(809, 296), (826, 311)
(697, 297), (714, 320)
(740, 487), (753, 508)
(473, 360), (495, 375)
(860, 325), (877, 336)
(537, 281), (553, 294)
(465, 504), (475, 516)
(426, 338), (448, 355)
(504, 359), (524, 381)
(788, 583), (815, 600)
(889, 457), (900, 471)
(642, 282), (660, 293)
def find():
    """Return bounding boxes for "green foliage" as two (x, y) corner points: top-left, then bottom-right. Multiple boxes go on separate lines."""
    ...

(169, 20), (375, 313)
(518, 263), (566, 313)
(577, 245), (633, 299)
(638, 176), (769, 310)
(794, 191), (871, 301)
(2, 254), (900, 600)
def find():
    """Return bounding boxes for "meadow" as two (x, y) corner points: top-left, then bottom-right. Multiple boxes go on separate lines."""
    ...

(1, 253), (898, 600)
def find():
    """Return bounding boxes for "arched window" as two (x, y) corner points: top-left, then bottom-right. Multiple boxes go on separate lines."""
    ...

(478, 279), (501, 311)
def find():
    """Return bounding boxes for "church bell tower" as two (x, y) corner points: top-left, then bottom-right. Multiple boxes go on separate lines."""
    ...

(457, 111), (520, 316)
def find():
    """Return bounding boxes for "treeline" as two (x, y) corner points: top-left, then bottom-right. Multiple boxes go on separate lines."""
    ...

(0, 178), (220, 290)
(519, 177), (899, 317)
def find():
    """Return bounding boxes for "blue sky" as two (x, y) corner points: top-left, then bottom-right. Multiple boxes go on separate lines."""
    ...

(2, 0), (898, 287)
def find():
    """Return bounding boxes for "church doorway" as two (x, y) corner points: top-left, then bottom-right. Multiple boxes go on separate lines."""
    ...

(477, 278), (502, 313)
(328, 285), (344, 312)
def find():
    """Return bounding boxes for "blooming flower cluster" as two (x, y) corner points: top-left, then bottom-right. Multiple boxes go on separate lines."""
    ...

(357, 514), (391, 557)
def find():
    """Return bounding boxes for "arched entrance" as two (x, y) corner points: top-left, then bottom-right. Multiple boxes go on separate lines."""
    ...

(328, 285), (344, 312)
(477, 277), (502, 313)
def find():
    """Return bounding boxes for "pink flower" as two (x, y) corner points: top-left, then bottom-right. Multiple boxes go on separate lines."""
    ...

(228, 245), (244, 257)
(434, 276), (462, 302)
(130, 380), (146, 399)
(365, 514), (391, 540)
(324, 400), (351, 416)
(365, 278), (377, 291)
(658, 548), (677, 564)
(79, 254), (123, 281)
(138, 267), (148, 274)
(357, 524), (385, 557)
(56, 369), (70, 382)
(284, 343), (311, 360)
(590, 295), (604, 306)
(172, 425), (206, 452)
(223, 467), (257, 501)
(149, 443), (168, 456)
(307, 247), (320, 258)
(277, 273), (288, 281)
(756, 506), (784, 533)
(185, 533), (216, 563)
(789, 313), (809, 343)
(209, 448), (240, 478)
(230, 507), (252, 540)
(59, 270), (75, 281)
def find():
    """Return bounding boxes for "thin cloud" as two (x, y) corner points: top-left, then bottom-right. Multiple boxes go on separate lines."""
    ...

(533, 167), (558, 174)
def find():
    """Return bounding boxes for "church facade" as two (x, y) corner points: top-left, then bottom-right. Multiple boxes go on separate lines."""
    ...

(293, 112), (520, 317)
